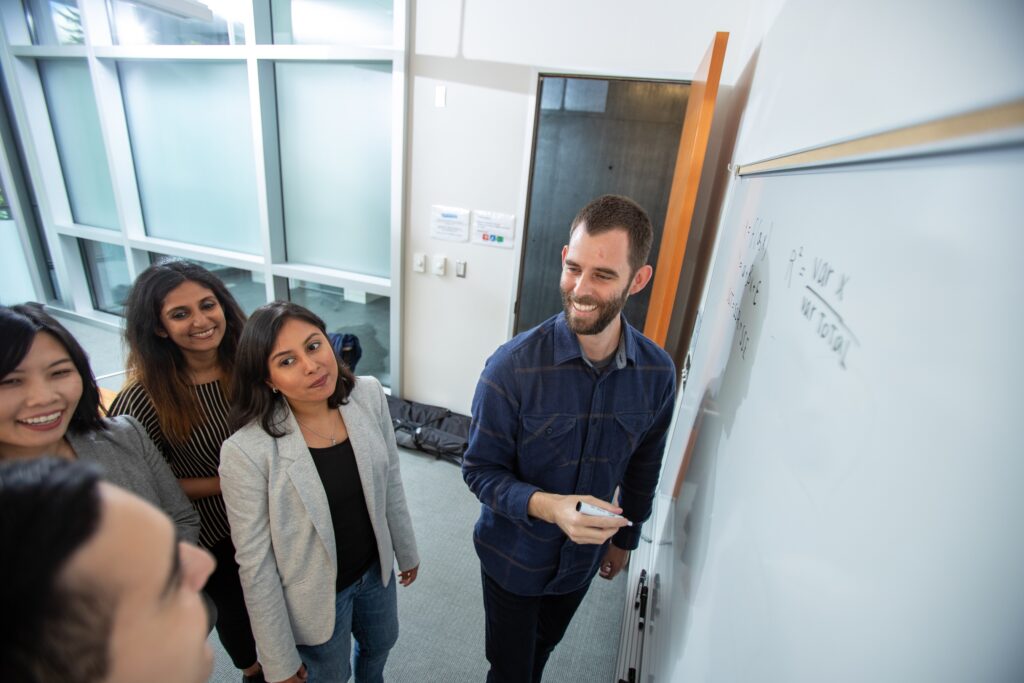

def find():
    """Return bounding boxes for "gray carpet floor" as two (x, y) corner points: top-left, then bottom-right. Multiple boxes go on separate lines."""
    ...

(56, 313), (626, 683)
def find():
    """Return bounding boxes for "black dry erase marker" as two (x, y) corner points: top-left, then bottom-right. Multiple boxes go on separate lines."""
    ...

(638, 585), (649, 630)
(634, 569), (647, 609)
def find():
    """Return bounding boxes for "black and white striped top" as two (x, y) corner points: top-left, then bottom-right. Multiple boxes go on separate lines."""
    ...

(109, 380), (233, 548)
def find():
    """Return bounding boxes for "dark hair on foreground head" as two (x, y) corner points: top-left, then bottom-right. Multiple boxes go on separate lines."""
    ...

(230, 301), (356, 437)
(122, 258), (247, 443)
(0, 457), (112, 683)
(0, 304), (105, 434)
(569, 194), (654, 275)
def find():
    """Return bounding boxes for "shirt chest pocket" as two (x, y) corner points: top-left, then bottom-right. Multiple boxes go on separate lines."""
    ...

(520, 414), (578, 469)
(613, 411), (653, 456)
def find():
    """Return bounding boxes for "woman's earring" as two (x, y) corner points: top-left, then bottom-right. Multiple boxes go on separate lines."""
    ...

(271, 387), (279, 394)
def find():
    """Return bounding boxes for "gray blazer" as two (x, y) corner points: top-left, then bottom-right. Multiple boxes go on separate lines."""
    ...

(68, 415), (201, 544)
(220, 376), (419, 682)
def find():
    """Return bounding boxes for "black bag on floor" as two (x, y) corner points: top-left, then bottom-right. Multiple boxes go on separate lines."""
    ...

(386, 395), (470, 465)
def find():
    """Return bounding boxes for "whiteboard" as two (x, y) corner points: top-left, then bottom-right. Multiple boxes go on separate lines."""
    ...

(647, 144), (1024, 682)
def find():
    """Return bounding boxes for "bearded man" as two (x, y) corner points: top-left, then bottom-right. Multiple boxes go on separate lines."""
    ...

(462, 194), (677, 682)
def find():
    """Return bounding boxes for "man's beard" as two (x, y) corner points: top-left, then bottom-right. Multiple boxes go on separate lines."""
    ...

(561, 284), (630, 335)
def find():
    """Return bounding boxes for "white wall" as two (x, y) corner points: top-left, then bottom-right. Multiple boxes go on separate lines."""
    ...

(732, 0), (1024, 165)
(402, 0), (786, 413)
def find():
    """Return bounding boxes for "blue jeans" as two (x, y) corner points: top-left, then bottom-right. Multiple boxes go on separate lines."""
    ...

(297, 561), (398, 683)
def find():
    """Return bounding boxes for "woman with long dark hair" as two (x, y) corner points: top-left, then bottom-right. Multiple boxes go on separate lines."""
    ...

(109, 259), (263, 682)
(0, 304), (200, 545)
(220, 301), (419, 683)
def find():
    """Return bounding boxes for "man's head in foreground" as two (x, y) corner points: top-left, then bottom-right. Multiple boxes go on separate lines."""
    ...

(0, 457), (215, 683)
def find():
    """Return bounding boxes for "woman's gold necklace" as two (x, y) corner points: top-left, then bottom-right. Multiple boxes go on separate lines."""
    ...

(295, 416), (337, 446)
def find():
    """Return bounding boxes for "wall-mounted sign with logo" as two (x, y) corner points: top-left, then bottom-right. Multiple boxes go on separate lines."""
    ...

(471, 210), (515, 249)
(430, 205), (470, 241)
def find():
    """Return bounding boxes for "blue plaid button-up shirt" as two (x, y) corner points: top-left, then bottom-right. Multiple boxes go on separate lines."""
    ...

(462, 312), (676, 596)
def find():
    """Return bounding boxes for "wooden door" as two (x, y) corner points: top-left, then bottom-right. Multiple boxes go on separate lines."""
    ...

(643, 32), (729, 346)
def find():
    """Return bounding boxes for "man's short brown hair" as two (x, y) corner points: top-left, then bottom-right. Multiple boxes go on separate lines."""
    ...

(569, 195), (653, 274)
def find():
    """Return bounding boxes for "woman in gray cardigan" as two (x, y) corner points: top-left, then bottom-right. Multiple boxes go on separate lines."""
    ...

(221, 302), (419, 683)
(0, 304), (200, 544)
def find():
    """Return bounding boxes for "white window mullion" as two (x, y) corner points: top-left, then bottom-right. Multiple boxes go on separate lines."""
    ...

(249, 55), (284, 304)
(0, 51), (79, 306)
(390, 0), (409, 392)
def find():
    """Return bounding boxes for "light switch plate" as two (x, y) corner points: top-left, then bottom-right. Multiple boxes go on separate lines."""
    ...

(432, 255), (446, 276)
(413, 253), (426, 273)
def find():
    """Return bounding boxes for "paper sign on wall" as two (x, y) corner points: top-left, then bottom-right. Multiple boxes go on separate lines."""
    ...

(472, 210), (515, 248)
(430, 205), (470, 241)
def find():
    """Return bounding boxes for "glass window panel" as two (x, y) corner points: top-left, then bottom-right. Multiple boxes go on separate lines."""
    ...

(106, 0), (244, 46)
(270, 0), (392, 45)
(564, 78), (609, 113)
(0, 220), (38, 305)
(149, 253), (266, 315)
(24, 0), (84, 45)
(0, 180), (10, 220)
(277, 62), (391, 277)
(80, 239), (130, 315)
(38, 59), (119, 230)
(540, 77), (565, 111)
(119, 61), (260, 253)
(288, 280), (390, 387)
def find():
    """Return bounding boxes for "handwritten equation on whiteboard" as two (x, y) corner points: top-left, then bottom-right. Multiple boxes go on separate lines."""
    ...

(725, 218), (771, 362)
(722, 217), (860, 370)
(786, 246), (859, 369)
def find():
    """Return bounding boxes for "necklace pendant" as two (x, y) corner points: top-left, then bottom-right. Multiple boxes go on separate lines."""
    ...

(331, 437), (336, 446)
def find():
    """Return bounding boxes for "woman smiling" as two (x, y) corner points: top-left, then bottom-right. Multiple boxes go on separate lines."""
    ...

(109, 259), (263, 683)
(0, 304), (199, 545)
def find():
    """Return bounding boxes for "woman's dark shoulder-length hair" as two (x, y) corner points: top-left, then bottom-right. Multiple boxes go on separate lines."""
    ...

(0, 304), (106, 434)
(122, 258), (247, 443)
(229, 301), (356, 437)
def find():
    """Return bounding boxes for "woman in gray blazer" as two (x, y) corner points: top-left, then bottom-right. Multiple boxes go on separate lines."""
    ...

(221, 302), (419, 683)
(0, 304), (200, 544)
